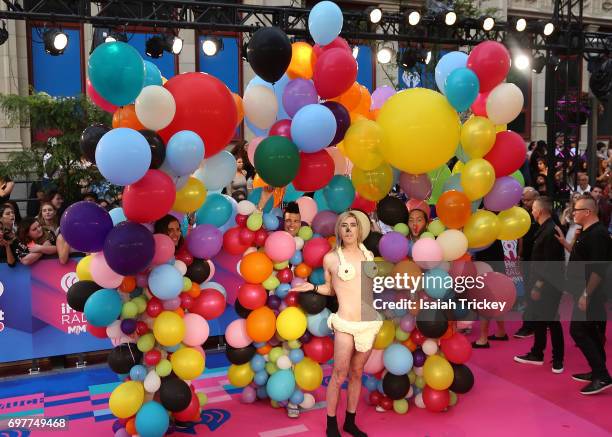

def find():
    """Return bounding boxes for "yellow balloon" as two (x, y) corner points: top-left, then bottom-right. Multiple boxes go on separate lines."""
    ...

(153, 311), (185, 346)
(109, 381), (144, 419)
(423, 355), (454, 390)
(170, 347), (205, 380)
(76, 255), (93, 280)
(276, 307), (307, 341)
(294, 357), (323, 391)
(451, 161), (464, 175)
(377, 88), (460, 174)
(351, 162), (393, 202)
(173, 177), (207, 213)
(162, 76), (168, 85)
(497, 206), (531, 240)
(495, 124), (507, 133)
(460, 159), (496, 200)
(343, 119), (385, 171)
(336, 140), (346, 156)
(461, 116), (496, 158)
(374, 320), (395, 349)
(287, 42), (314, 80)
(228, 363), (254, 387)
(463, 210), (500, 249)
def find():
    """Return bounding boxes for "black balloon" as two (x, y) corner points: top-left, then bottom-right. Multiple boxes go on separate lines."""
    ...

(234, 299), (252, 319)
(186, 258), (210, 284)
(139, 130), (166, 169)
(416, 309), (448, 338)
(322, 101), (350, 146)
(107, 343), (143, 375)
(363, 231), (382, 257)
(382, 372), (410, 400)
(226, 344), (256, 365)
(66, 280), (101, 312)
(298, 291), (327, 314)
(326, 295), (339, 313)
(450, 363), (474, 394)
(247, 27), (292, 83)
(160, 375), (192, 412)
(377, 196), (409, 226)
(80, 124), (110, 163)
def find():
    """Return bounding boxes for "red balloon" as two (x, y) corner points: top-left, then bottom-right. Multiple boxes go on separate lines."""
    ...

(313, 37), (351, 59)
(223, 227), (251, 255)
(175, 248), (194, 267)
(269, 119), (292, 139)
(313, 48), (357, 99)
(158, 72), (237, 158)
(173, 391), (201, 422)
(123, 170), (175, 223)
(448, 260), (477, 279)
(470, 271), (516, 318)
(277, 267), (293, 283)
(254, 229), (268, 247)
(303, 336), (334, 363)
(87, 323), (107, 338)
(467, 41), (510, 93)
(292, 150), (334, 192)
(423, 386), (450, 412)
(180, 292), (194, 310)
(483, 131), (527, 177)
(303, 237), (331, 268)
(136, 321), (149, 336)
(144, 349), (162, 366)
(285, 291), (300, 307)
(470, 91), (489, 117)
(239, 228), (256, 246)
(440, 333), (473, 364)
(191, 289), (226, 320)
(238, 283), (268, 310)
(146, 297), (163, 317)
(380, 396), (393, 411)
(410, 329), (426, 346)
(369, 391), (382, 406)
(236, 214), (248, 227)
(351, 193), (376, 214)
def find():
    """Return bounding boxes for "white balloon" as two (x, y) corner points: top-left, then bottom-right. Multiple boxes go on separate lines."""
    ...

(144, 370), (161, 393)
(135, 85), (176, 131)
(243, 85), (278, 130)
(175, 174), (190, 190)
(237, 200), (256, 215)
(294, 236), (304, 250)
(436, 229), (468, 261)
(106, 320), (122, 338)
(197, 151), (238, 191)
(422, 339), (439, 355)
(299, 393), (316, 409)
(486, 83), (524, 125)
(414, 393), (425, 409)
(174, 260), (187, 275)
(276, 355), (292, 370)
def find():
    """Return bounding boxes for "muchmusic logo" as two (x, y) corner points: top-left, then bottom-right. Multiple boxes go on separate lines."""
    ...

(60, 272), (79, 292)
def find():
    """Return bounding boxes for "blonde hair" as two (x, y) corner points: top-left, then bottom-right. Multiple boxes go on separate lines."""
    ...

(334, 211), (364, 248)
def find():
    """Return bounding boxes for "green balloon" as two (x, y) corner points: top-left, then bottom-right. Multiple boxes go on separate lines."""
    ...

(288, 340), (302, 349)
(254, 136), (300, 187)
(265, 361), (278, 375)
(428, 219), (446, 236)
(393, 399), (409, 414)
(156, 359), (172, 377)
(183, 277), (192, 291)
(269, 347), (284, 363)
(197, 392), (208, 407)
(408, 371), (416, 385)
(510, 170), (525, 187)
(420, 231), (435, 239)
(263, 274), (280, 291)
(394, 223), (409, 236)
(121, 301), (138, 319)
(298, 226), (313, 240)
(395, 326), (409, 342)
(132, 296), (147, 314)
(137, 333), (155, 352)
(427, 165), (452, 205)
(247, 213), (263, 231)
(449, 391), (458, 407)
(274, 261), (289, 270)
(415, 375), (426, 389)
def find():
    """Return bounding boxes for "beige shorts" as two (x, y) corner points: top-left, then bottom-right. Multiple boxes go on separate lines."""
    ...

(327, 313), (383, 353)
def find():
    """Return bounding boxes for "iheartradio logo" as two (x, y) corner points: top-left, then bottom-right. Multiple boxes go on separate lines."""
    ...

(60, 272), (79, 292)
(0, 280), (4, 297)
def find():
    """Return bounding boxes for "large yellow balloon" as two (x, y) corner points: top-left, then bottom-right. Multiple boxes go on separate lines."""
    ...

(287, 42), (314, 80)
(170, 347), (205, 380)
(343, 119), (385, 170)
(463, 210), (500, 249)
(276, 307), (307, 341)
(109, 381), (144, 418)
(351, 162), (393, 202)
(497, 206), (531, 240)
(423, 355), (454, 390)
(294, 357), (323, 391)
(228, 363), (254, 387)
(377, 88), (460, 174)
(460, 159), (496, 200)
(374, 320), (395, 349)
(76, 255), (93, 280)
(173, 177), (207, 213)
(461, 116), (496, 158)
(153, 311), (185, 346)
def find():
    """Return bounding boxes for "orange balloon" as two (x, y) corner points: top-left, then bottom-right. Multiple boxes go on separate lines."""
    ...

(287, 42), (314, 80)
(367, 109), (379, 120)
(126, 418), (137, 435)
(253, 175), (285, 207)
(240, 252), (274, 283)
(188, 283), (201, 298)
(332, 82), (362, 111)
(246, 306), (276, 342)
(436, 190), (472, 229)
(295, 263), (313, 279)
(457, 252), (472, 262)
(353, 85), (372, 115)
(327, 236), (336, 247)
(391, 260), (422, 290)
(402, 338), (417, 352)
(232, 93), (244, 126)
(112, 105), (145, 130)
(119, 276), (136, 293)
(257, 344), (272, 355)
(174, 307), (185, 317)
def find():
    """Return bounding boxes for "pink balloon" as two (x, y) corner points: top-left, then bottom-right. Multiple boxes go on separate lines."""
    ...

(399, 173), (432, 201)
(183, 313), (210, 346)
(326, 147), (347, 175)
(406, 199), (430, 220)
(264, 231), (297, 263)
(371, 86), (396, 110)
(296, 196), (317, 224)
(241, 386), (257, 403)
(291, 277), (305, 288)
(247, 137), (264, 165)
(476, 271), (516, 318)
(364, 349), (385, 374)
(86, 78), (118, 113)
(90, 252), (124, 288)
(152, 234), (175, 265)
(225, 319), (252, 348)
(400, 314), (415, 332)
(473, 261), (493, 275)
(206, 260), (215, 283)
(411, 238), (443, 269)
(136, 271), (149, 287)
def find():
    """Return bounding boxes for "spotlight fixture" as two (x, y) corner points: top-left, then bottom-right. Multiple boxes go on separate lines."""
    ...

(445, 11), (457, 26)
(145, 36), (164, 58)
(0, 22), (7, 46)
(425, 50), (432, 65)
(43, 29), (68, 56)
(398, 48), (429, 69)
(366, 6), (383, 24)
(514, 53), (530, 70)
(241, 40), (249, 60)
(515, 18), (527, 32)
(376, 46), (393, 64)
(548, 54), (561, 71)
(352, 45), (359, 59)
(408, 10), (421, 26)
(482, 16), (495, 31)
(531, 53), (546, 74)
(202, 37), (223, 56)
(162, 34), (183, 55)
(543, 22), (555, 36)
(104, 30), (128, 43)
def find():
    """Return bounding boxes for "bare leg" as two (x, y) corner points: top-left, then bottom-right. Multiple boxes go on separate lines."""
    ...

(476, 319), (490, 345)
(496, 320), (507, 337)
(346, 349), (371, 413)
(326, 331), (354, 417)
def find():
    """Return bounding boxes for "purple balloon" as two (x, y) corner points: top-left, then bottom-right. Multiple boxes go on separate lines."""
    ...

(399, 173), (432, 201)
(242, 386), (257, 403)
(60, 201), (113, 252)
(187, 224), (223, 259)
(283, 79), (318, 118)
(483, 176), (522, 212)
(114, 429), (130, 437)
(379, 231), (409, 263)
(400, 314), (415, 332)
(371, 86), (396, 110)
(312, 210), (338, 237)
(103, 221), (155, 275)
(322, 101), (350, 146)
(120, 318), (137, 335)
(267, 294), (282, 309)
(299, 331), (312, 343)
(413, 349), (426, 367)
(112, 420), (124, 433)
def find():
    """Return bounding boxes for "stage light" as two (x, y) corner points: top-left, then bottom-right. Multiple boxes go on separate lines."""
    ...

(366, 7), (383, 24)
(482, 16), (495, 31)
(543, 22), (555, 36)
(165, 34), (183, 55)
(531, 53), (546, 74)
(0, 22), (7, 46)
(104, 31), (127, 43)
(146, 36), (164, 58)
(515, 18), (527, 32)
(408, 11), (421, 26)
(203, 37), (223, 56)
(425, 50), (432, 65)
(377, 47), (393, 64)
(352, 45), (359, 59)
(43, 29), (68, 56)
(399, 48), (429, 69)
(514, 53), (530, 70)
(445, 11), (457, 26)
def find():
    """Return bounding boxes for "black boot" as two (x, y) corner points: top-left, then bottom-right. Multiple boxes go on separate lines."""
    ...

(343, 411), (367, 437)
(326, 415), (341, 437)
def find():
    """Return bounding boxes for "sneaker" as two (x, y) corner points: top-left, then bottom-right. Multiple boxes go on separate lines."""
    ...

(514, 352), (544, 365)
(287, 403), (300, 418)
(572, 372), (592, 382)
(513, 329), (534, 339)
(552, 360), (564, 374)
(580, 378), (612, 395)
(375, 406), (386, 413)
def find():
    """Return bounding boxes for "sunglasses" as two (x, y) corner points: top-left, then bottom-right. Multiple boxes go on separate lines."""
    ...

(572, 208), (590, 213)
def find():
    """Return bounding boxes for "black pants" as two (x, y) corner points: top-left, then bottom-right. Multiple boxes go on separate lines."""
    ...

(531, 321), (564, 361)
(570, 320), (609, 379)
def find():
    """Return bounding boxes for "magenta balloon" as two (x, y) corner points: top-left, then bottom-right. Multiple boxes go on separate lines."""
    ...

(312, 210), (338, 237)
(399, 173), (432, 201)
(282, 78), (318, 118)
(371, 86), (396, 110)
(187, 224), (223, 259)
(483, 176), (522, 211)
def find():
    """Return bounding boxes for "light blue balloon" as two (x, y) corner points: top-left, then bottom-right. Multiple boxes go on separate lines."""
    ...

(88, 41), (145, 106)
(263, 213), (280, 230)
(256, 386), (268, 399)
(164, 344), (181, 353)
(266, 369), (296, 402)
(314, 190), (330, 211)
(291, 104), (337, 153)
(289, 348), (304, 364)
(365, 376), (378, 391)
(135, 401), (169, 437)
(201, 281), (227, 299)
(84, 289), (122, 327)
(307, 308), (332, 337)
(323, 175), (355, 213)
(308, 1), (343, 45)
(143, 61), (163, 87)
(471, 198), (482, 213)
(196, 193), (233, 227)
(247, 74), (290, 120)
(251, 354), (266, 372)
(255, 370), (269, 386)
(283, 183), (304, 202)
(310, 267), (325, 285)
(435, 51), (468, 94)
(130, 365), (147, 381)
(271, 207), (284, 218)
(245, 118), (269, 137)
(445, 67), (480, 112)
(290, 389), (304, 405)
(275, 283), (291, 299)
(196, 151), (237, 191)
(148, 264), (183, 300)
(289, 250), (303, 266)
(109, 207), (127, 225)
(443, 173), (462, 192)
(95, 128), (151, 186)
(166, 130), (205, 176)
(424, 268), (451, 299)
(383, 344), (414, 375)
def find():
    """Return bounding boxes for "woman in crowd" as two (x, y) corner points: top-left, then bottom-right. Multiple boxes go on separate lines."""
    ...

(154, 214), (184, 253)
(536, 158), (548, 177)
(5, 200), (22, 224)
(37, 201), (59, 234)
(0, 175), (14, 204)
(0, 204), (17, 266)
(14, 217), (57, 266)
(408, 208), (428, 242)
(226, 155), (250, 202)
(46, 190), (65, 217)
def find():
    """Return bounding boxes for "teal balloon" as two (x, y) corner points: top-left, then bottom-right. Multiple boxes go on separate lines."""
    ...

(284, 183), (304, 202)
(143, 61), (163, 86)
(135, 401), (169, 437)
(84, 289), (122, 327)
(314, 190), (330, 211)
(445, 67), (480, 112)
(310, 267), (325, 285)
(88, 42), (145, 106)
(471, 198), (482, 213)
(427, 165), (451, 205)
(443, 173), (462, 192)
(424, 268), (451, 299)
(254, 136), (300, 187)
(266, 369), (296, 402)
(323, 175), (355, 213)
(196, 193), (232, 227)
(307, 308), (332, 337)
(248, 188), (274, 213)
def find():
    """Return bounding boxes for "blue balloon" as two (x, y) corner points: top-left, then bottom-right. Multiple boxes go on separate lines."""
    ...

(424, 268), (451, 299)
(289, 348), (304, 364)
(323, 175), (355, 213)
(196, 193), (232, 227)
(220, 195), (238, 231)
(164, 344), (181, 353)
(289, 250), (303, 266)
(84, 289), (122, 327)
(135, 401), (169, 437)
(271, 207), (284, 218)
(166, 130), (205, 176)
(130, 365), (147, 381)
(290, 389), (304, 405)
(263, 213), (280, 230)
(365, 376), (378, 391)
(255, 370), (269, 386)
(283, 183), (304, 202)
(256, 386), (269, 399)
(392, 166), (402, 186)
(143, 61), (163, 87)
(251, 354), (266, 372)
(148, 264), (183, 300)
(245, 118), (269, 137)
(275, 283), (291, 299)
(310, 267), (325, 285)
(109, 207), (127, 225)
(291, 104), (337, 153)
(307, 308), (332, 337)
(95, 128), (151, 186)
(383, 344), (414, 375)
(445, 67), (480, 112)
(266, 369), (296, 402)
(88, 41), (145, 106)
(435, 51), (468, 94)
(308, 1), (343, 45)
(314, 190), (330, 211)
(377, 379), (385, 394)
(195, 151), (237, 191)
